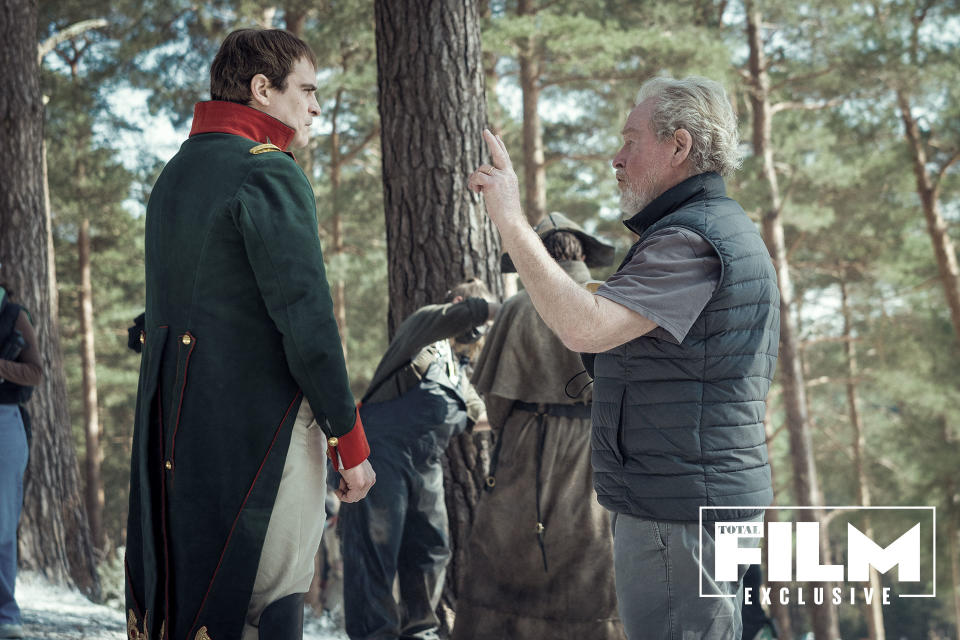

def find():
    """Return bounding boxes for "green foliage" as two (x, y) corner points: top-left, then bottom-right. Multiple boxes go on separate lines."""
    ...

(483, 0), (734, 263)
(34, 0), (960, 633)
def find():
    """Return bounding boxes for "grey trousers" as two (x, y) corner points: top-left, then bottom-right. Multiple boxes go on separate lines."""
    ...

(611, 512), (762, 640)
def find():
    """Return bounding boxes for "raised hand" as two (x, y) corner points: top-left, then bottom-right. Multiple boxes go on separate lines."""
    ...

(468, 129), (525, 233)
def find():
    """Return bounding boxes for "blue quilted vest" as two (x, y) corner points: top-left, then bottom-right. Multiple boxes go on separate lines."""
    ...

(592, 172), (779, 522)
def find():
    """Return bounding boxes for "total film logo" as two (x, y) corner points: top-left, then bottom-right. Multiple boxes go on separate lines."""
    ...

(700, 506), (936, 606)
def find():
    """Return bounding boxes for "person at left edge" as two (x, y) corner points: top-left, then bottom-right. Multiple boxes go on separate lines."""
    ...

(124, 28), (375, 640)
(0, 280), (42, 640)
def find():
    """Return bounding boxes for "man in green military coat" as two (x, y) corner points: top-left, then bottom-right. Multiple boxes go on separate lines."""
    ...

(125, 29), (375, 640)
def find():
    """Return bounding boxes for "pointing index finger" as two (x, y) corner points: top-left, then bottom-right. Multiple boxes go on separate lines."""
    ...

(483, 129), (512, 170)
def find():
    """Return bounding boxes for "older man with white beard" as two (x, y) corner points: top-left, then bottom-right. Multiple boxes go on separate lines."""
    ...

(468, 76), (780, 639)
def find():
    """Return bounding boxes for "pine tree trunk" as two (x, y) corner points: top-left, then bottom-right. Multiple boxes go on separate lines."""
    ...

(479, 0), (504, 130)
(374, 0), (500, 630)
(479, 0), (516, 299)
(762, 415), (795, 640)
(330, 90), (349, 362)
(42, 140), (58, 316)
(0, 0), (99, 597)
(745, 3), (838, 637)
(284, 6), (307, 37)
(896, 91), (960, 347)
(79, 217), (105, 553)
(518, 0), (546, 226)
(840, 278), (885, 640)
(374, 0), (501, 334)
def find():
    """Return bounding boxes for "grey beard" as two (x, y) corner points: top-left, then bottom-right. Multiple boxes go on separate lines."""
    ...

(619, 185), (653, 220)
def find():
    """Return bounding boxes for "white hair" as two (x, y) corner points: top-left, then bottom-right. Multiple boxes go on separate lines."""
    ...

(636, 76), (742, 176)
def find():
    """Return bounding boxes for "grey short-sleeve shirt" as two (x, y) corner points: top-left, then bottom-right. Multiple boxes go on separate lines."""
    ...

(595, 227), (721, 344)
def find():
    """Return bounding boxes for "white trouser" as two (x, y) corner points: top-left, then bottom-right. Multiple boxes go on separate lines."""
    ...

(242, 400), (327, 640)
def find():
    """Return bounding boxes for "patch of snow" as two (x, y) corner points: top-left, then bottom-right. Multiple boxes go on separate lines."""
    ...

(15, 572), (122, 640)
(14, 572), (349, 639)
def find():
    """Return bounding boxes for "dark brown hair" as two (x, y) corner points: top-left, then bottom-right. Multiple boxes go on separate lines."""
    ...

(210, 29), (317, 104)
(543, 231), (585, 263)
(445, 278), (493, 303)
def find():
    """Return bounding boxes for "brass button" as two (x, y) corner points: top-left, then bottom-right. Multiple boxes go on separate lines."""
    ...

(164, 460), (173, 470)
(327, 436), (339, 447)
(485, 476), (496, 488)
(535, 522), (545, 534)
(139, 331), (145, 344)
(181, 334), (192, 345)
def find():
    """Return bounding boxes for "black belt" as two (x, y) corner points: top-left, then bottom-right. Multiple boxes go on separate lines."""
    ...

(511, 401), (592, 419)
(485, 400), (592, 573)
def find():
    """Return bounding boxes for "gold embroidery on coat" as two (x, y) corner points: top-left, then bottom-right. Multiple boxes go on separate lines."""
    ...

(249, 143), (282, 155)
(127, 610), (138, 640)
(196, 626), (213, 640)
(127, 609), (149, 640)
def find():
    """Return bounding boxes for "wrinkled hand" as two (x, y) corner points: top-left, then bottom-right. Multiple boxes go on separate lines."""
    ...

(468, 129), (525, 233)
(337, 458), (376, 503)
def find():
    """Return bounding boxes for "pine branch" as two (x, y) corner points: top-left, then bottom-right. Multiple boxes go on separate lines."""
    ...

(937, 149), (960, 184)
(38, 19), (108, 65)
(770, 66), (837, 93)
(342, 125), (381, 165)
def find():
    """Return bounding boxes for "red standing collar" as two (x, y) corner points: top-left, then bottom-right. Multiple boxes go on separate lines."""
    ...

(189, 101), (295, 151)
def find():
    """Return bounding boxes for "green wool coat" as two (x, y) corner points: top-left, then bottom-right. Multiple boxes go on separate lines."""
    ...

(125, 131), (356, 640)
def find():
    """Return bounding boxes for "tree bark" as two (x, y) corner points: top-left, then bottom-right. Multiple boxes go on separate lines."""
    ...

(281, 0), (311, 38)
(895, 90), (960, 347)
(329, 88), (349, 362)
(374, 0), (500, 630)
(42, 140), (57, 318)
(478, 0), (516, 298)
(840, 278), (885, 640)
(745, 3), (838, 637)
(0, 0), (99, 597)
(762, 415), (795, 640)
(518, 0), (546, 225)
(374, 0), (502, 335)
(79, 216), (105, 553)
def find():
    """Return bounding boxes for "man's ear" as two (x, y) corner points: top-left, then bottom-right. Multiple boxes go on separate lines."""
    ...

(671, 128), (692, 168)
(249, 73), (271, 107)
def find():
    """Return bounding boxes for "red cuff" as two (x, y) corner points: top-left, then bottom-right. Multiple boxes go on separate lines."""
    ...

(326, 406), (370, 471)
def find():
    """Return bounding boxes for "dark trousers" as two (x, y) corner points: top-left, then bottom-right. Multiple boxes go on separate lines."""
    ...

(340, 449), (450, 640)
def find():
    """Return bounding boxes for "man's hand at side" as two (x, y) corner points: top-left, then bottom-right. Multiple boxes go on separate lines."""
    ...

(337, 459), (376, 502)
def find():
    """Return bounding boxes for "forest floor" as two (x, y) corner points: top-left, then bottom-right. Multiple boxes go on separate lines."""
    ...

(13, 572), (348, 639)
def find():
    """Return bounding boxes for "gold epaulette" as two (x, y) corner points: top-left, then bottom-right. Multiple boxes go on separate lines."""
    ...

(249, 143), (283, 155)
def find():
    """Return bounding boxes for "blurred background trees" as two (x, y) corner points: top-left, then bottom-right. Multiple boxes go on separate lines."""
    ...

(1, 0), (956, 635)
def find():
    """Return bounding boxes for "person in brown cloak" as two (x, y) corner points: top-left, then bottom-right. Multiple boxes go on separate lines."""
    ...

(452, 213), (625, 640)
